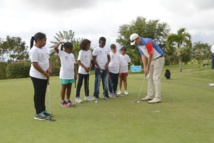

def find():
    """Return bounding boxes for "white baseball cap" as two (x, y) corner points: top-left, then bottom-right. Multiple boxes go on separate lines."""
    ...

(130, 33), (139, 45)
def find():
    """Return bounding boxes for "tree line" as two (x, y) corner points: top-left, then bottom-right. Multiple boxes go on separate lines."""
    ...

(0, 16), (212, 74)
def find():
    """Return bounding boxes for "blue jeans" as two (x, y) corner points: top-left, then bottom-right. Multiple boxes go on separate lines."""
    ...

(93, 67), (109, 97)
(108, 72), (119, 94)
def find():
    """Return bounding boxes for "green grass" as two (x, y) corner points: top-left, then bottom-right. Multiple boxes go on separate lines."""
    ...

(1, 65), (214, 143)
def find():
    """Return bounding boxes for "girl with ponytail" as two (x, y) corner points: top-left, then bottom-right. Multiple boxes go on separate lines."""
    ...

(29, 32), (53, 120)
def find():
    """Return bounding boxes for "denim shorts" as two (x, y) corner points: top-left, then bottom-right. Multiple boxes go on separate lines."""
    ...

(60, 79), (75, 84)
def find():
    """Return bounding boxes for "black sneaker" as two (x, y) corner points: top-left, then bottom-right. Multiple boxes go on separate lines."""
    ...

(34, 113), (48, 120)
(43, 111), (53, 117)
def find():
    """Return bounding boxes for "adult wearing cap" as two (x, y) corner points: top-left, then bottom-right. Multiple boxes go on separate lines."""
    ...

(130, 33), (165, 103)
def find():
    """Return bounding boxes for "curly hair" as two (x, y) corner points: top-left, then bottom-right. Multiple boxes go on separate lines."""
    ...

(80, 39), (91, 50)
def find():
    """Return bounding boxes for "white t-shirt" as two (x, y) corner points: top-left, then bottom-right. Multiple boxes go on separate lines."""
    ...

(119, 54), (131, 73)
(92, 47), (109, 70)
(77, 50), (92, 74)
(211, 44), (214, 53)
(108, 51), (120, 74)
(29, 46), (49, 79)
(58, 50), (76, 79)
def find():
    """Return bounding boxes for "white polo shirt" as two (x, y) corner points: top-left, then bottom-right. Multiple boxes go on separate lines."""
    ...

(108, 51), (120, 74)
(58, 50), (76, 79)
(92, 47), (109, 70)
(77, 50), (92, 74)
(211, 44), (214, 53)
(29, 46), (49, 79)
(119, 54), (131, 73)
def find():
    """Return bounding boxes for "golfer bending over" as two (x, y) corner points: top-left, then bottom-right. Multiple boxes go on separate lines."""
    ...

(130, 33), (165, 103)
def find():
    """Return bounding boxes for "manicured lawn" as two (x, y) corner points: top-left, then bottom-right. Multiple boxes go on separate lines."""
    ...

(0, 65), (214, 143)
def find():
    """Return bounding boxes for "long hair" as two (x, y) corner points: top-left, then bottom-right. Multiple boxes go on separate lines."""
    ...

(30, 32), (46, 49)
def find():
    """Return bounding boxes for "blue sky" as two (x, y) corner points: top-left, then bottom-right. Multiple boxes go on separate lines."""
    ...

(0, 0), (214, 49)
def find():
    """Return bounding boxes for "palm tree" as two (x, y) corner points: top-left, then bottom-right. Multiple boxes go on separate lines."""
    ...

(50, 30), (75, 48)
(166, 28), (192, 72)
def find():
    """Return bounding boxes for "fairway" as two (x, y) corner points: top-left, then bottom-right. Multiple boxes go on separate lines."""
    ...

(1, 65), (214, 143)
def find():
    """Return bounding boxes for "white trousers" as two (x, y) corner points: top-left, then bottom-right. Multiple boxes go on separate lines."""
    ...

(147, 57), (165, 99)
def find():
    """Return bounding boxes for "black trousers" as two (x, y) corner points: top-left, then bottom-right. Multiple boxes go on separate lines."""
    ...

(108, 72), (119, 94)
(31, 77), (47, 114)
(76, 74), (90, 97)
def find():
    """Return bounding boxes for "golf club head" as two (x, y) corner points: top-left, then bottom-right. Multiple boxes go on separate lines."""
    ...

(49, 117), (56, 122)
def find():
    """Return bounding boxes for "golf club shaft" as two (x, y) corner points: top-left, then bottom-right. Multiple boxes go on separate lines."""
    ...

(137, 75), (146, 99)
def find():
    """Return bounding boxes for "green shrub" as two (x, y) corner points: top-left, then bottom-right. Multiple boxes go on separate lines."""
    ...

(0, 62), (8, 79)
(6, 61), (31, 78)
(51, 65), (60, 76)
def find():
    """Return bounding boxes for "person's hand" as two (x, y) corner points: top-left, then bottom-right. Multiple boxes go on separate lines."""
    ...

(74, 74), (77, 80)
(85, 67), (89, 72)
(99, 68), (103, 73)
(45, 73), (50, 82)
(47, 68), (52, 74)
(105, 64), (108, 70)
(60, 41), (65, 45)
(144, 67), (149, 75)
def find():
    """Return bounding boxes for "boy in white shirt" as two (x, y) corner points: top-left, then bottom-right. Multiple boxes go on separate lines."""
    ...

(92, 37), (110, 100)
(54, 42), (77, 107)
(108, 44), (120, 97)
(75, 39), (95, 103)
(117, 47), (131, 95)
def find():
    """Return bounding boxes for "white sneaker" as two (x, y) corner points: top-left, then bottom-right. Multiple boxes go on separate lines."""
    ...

(84, 96), (95, 101)
(75, 97), (82, 103)
(124, 91), (129, 95)
(142, 96), (153, 101)
(148, 98), (161, 104)
(117, 90), (121, 95)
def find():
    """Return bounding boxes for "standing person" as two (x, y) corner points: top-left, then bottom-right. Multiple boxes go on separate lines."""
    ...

(130, 33), (165, 103)
(108, 44), (120, 97)
(211, 43), (214, 69)
(93, 37), (110, 100)
(29, 32), (53, 120)
(54, 42), (77, 107)
(117, 47), (131, 95)
(75, 39), (95, 103)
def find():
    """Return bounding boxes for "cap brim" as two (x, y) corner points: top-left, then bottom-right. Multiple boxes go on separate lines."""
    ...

(130, 41), (135, 45)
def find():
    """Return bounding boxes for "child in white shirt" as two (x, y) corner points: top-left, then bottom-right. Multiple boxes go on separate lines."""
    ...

(108, 44), (120, 97)
(117, 47), (131, 95)
(92, 37), (110, 100)
(29, 32), (53, 120)
(75, 39), (95, 103)
(54, 42), (77, 107)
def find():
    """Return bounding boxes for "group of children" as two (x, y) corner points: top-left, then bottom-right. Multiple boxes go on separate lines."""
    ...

(29, 32), (131, 120)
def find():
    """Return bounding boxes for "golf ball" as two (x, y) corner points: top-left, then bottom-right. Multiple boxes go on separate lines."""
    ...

(95, 100), (98, 103)
(137, 101), (139, 103)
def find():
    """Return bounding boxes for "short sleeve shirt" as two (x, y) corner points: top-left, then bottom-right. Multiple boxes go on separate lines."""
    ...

(29, 46), (49, 79)
(58, 50), (76, 79)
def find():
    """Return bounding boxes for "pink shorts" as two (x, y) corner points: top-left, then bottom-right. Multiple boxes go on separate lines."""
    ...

(120, 73), (128, 77)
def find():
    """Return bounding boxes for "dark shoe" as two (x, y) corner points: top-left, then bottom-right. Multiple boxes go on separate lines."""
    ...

(43, 111), (53, 117)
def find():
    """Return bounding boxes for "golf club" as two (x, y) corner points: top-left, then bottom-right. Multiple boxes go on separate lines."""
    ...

(132, 75), (146, 103)
(47, 82), (56, 121)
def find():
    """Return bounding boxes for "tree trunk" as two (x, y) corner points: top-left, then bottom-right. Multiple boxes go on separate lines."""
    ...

(179, 56), (182, 72)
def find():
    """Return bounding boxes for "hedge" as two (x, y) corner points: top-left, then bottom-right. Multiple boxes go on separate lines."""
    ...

(6, 61), (31, 78)
(0, 62), (8, 79)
